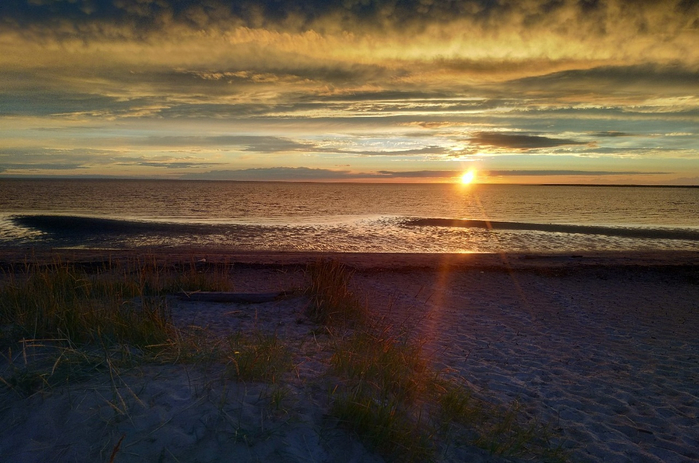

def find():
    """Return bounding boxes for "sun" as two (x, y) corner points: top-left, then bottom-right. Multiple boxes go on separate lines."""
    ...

(460, 169), (476, 185)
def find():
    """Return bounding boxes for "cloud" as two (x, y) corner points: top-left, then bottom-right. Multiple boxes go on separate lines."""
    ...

(470, 132), (587, 150)
(5, 1), (697, 39)
(486, 170), (669, 176)
(590, 131), (635, 137)
(376, 170), (457, 178)
(181, 167), (670, 182)
(137, 136), (315, 152)
(0, 162), (84, 171)
(0, 148), (111, 169)
(346, 146), (450, 156)
(181, 167), (468, 181)
(1, 1), (698, 181)
(181, 167), (361, 181)
(0, 148), (222, 172)
(503, 65), (699, 104)
(109, 136), (449, 157)
(115, 160), (224, 169)
(318, 90), (453, 102)
(3, 2), (698, 76)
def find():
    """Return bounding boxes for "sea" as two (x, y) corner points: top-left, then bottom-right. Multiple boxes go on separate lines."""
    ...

(0, 179), (697, 253)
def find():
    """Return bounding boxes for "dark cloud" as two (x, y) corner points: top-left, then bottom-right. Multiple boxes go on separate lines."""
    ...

(0, 1), (488, 28)
(338, 101), (502, 114)
(507, 64), (699, 99)
(183, 167), (462, 181)
(349, 146), (449, 156)
(471, 132), (587, 150)
(4, 0), (695, 37)
(185, 65), (392, 87)
(112, 155), (225, 169)
(138, 137), (449, 156)
(487, 170), (669, 176)
(376, 170), (457, 178)
(181, 167), (360, 181)
(157, 104), (302, 120)
(590, 131), (635, 137)
(0, 148), (223, 172)
(227, 137), (314, 153)
(139, 135), (315, 152)
(0, 148), (111, 166)
(374, 169), (670, 179)
(122, 161), (216, 169)
(0, 163), (84, 171)
(0, 87), (133, 117)
(318, 90), (453, 102)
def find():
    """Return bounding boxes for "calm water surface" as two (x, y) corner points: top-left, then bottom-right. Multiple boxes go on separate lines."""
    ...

(1, 179), (697, 253)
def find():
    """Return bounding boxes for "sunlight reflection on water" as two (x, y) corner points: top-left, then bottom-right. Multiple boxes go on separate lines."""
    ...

(1, 181), (698, 252)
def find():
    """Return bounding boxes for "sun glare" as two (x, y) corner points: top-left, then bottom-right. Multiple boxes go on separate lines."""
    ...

(460, 170), (476, 185)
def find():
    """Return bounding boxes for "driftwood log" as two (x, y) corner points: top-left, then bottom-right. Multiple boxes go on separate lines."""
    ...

(176, 291), (285, 303)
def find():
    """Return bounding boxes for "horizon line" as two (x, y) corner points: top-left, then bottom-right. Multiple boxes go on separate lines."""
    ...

(0, 176), (697, 188)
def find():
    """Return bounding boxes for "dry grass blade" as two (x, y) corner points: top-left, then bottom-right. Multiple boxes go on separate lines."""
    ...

(305, 259), (366, 327)
(108, 434), (126, 463)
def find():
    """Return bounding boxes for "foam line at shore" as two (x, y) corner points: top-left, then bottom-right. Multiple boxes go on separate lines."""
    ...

(405, 218), (699, 241)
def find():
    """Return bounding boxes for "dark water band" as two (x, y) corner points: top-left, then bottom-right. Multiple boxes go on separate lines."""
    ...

(404, 218), (699, 241)
(12, 214), (699, 242)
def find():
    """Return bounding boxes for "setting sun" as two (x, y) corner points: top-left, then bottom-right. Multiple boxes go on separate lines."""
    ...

(460, 170), (477, 185)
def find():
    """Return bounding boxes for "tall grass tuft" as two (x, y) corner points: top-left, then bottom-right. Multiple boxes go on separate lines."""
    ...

(330, 328), (435, 461)
(329, 327), (566, 462)
(0, 257), (233, 349)
(2, 262), (165, 348)
(0, 256), (237, 395)
(331, 329), (430, 405)
(436, 383), (565, 461)
(225, 332), (293, 383)
(305, 259), (366, 327)
(318, 265), (567, 462)
(131, 255), (233, 295)
(332, 392), (434, 463)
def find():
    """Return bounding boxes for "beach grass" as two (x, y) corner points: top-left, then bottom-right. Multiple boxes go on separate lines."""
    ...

(224, 331), (293, 383)
(0, 256), (232, 347)
(0, 256), (236, 397)
(328, 325), (566, 462)
(311, 259), (567, 462)
(305, 259), (367, 327)
(0, 254), (567, 462)
(435, 381), (565, 461)
(329, 328), (435, 462)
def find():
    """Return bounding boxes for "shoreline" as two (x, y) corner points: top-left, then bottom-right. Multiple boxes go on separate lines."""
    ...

(2, 247), (699, 269)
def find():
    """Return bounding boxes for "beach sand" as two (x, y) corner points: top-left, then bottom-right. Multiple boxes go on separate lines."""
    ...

(1, 250), (698, 462)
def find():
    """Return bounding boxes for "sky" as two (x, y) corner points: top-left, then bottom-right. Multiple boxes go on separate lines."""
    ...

(1, 0), (698, 184)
